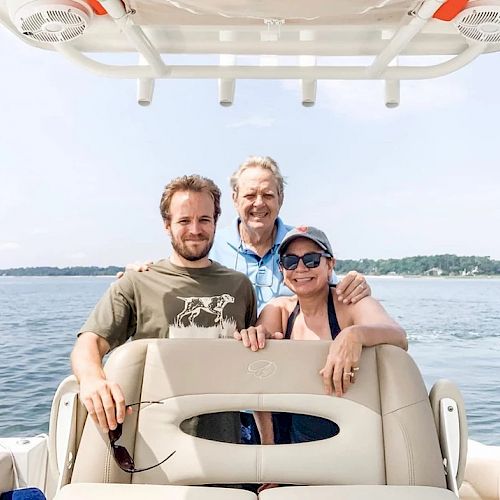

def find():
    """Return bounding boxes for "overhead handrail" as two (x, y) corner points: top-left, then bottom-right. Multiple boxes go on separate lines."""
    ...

(97, 0), (166, 76)
(369, 0), (446, 78)
(55, 42), (485, 80)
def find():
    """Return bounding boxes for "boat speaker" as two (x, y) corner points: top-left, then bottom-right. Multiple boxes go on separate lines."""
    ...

(453, 0), (500, 43)
(8, 0), (92, 43)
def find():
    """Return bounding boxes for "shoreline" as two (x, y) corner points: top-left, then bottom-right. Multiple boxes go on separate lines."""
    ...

(338, 274), (500, 280)
(2, 274), (499, 279)
(0, 274), (117, 278)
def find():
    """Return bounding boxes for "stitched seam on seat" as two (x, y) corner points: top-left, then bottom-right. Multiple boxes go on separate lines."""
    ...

(257, 444), (262, 483)
(396, 417), (415, 485)
(375, 347), (387, 485)
(382, 399), (429, 417)
(257, 393), (263, 483)
(130, 341), (149, 481)
(104, 446), (111, 483)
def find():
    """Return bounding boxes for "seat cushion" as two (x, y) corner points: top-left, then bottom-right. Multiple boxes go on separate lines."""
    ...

(259, 485), (457, 499)
(55, 483), (257, 499)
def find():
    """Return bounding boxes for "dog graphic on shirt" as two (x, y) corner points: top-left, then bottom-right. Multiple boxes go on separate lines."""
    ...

(176, 293), (235, 326)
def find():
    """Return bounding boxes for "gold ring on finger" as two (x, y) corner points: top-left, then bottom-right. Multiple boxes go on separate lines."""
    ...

(344, 371), (354, 378)
(353, 367), (360, 372)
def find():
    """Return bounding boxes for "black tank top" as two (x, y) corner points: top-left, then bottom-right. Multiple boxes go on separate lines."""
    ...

(284, 285), (341, 340)
(276, 285), (342, 444)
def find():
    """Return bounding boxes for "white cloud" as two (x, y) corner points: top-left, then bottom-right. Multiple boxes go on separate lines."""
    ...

(227, 115), (276, 128)
(0, 242), (20, 251)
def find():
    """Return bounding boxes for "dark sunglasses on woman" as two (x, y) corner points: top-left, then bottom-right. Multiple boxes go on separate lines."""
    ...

(280, 252), (331, 271)
(108, 401), (175, 473)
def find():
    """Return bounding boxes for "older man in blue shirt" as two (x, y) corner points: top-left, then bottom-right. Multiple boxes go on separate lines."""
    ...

(210, 156), (369, 313)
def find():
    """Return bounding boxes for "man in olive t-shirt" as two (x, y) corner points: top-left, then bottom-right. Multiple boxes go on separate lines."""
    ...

(71, 175), (256, 444)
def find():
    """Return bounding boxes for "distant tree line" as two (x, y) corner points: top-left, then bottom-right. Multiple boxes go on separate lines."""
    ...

(335, 255), (500, 276)
(1, 255), (500, 276)
(0, 266), (122, 276)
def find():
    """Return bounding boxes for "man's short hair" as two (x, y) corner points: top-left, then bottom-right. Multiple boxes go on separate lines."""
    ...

(160, 175), (222, 224)
(230, 156), (286, 205)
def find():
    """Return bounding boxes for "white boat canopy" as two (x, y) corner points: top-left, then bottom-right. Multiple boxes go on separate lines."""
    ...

(1, 0), (499, 105)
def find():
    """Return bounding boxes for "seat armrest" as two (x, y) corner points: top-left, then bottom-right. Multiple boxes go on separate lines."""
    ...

(429, 379), (468, 491)
(47, 375), (83, 498)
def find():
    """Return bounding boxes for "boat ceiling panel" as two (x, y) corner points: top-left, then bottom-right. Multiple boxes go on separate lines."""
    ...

(128, 0), (416, 26)
(1, 0), (499, 56)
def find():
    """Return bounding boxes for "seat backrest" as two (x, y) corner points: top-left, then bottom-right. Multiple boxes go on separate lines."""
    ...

(71, 340), (447, 488)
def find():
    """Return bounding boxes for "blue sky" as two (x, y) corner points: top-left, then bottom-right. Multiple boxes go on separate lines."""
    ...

(1, 29), (499, 268)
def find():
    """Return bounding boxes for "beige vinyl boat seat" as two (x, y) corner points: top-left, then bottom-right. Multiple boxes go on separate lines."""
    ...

(0, 449), (15, 493)
(54, 339), (462, 499)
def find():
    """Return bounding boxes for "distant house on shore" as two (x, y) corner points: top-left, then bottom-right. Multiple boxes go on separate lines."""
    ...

(461, 266), (479, 276)
(424, 267), (444, 276)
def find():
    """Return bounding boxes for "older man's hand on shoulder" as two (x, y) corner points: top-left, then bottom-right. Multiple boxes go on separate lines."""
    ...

(335, 271), (371, 304)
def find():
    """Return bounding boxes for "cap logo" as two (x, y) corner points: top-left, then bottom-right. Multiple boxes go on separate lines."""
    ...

(296, 226), (308, 233)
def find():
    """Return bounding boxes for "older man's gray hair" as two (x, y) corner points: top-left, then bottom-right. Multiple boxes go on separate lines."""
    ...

(230, 156), (287, 204)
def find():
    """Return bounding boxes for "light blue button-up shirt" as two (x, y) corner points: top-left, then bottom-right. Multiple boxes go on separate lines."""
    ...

(210, 217), (294, 313)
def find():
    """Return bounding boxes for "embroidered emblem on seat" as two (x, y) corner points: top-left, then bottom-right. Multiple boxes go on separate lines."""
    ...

(247, 360), (277, 379)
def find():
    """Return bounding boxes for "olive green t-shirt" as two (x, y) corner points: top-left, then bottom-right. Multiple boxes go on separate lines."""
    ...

(80, 259), (257, 350)
(79, 259), (257, 444)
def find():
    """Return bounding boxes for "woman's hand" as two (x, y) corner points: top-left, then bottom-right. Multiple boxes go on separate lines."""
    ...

(234, 326), (284, 351)
(336, 271), (371, 304)
(319, 326), (362, 397)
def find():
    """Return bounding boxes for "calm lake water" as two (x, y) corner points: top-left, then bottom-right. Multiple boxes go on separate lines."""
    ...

(0, 276), (499, 445)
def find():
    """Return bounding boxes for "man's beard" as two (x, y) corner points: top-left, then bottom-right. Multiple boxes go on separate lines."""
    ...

(171, 234), (214, 262)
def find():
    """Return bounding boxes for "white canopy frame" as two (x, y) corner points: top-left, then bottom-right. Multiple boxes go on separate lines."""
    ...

(1, 0), (497, 104)
(55, 42), (485, 80)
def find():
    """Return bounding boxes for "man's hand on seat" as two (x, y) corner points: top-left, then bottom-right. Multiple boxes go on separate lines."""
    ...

(234, 326), (284, 351)
(116, 261), (153, 279)
(79, 376), (127, 432)
(336, 271), (371, 304)
(71, 332), (129, 432)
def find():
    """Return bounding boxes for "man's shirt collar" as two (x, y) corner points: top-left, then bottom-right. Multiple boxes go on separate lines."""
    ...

(227, 217), (288, 254)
